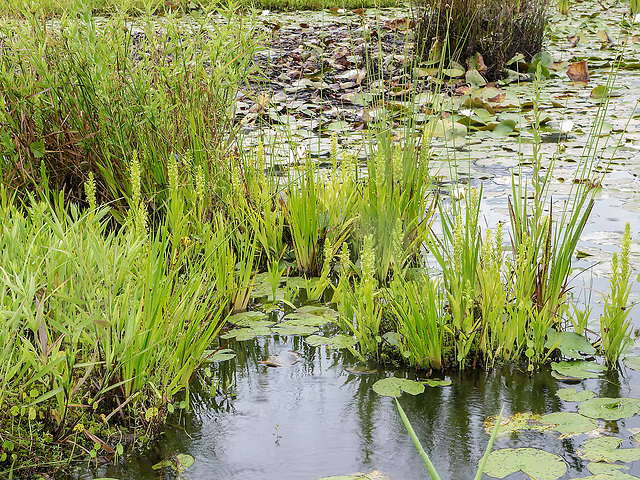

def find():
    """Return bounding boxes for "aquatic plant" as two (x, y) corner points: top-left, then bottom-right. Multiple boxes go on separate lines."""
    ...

(396, 399), (504, 480)
(601, 222), (635, 366)
(414, 0), (549, 80)
(0, 9), (256, 220)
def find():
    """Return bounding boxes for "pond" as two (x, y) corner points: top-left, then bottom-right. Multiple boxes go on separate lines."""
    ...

(73, 328), (640, 480)
(63, 1), (640, 479)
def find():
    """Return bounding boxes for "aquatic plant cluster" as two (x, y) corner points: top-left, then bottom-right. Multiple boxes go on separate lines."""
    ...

(0, 2), (637, 478)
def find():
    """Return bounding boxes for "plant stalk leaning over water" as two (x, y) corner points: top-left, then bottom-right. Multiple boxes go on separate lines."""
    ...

(396, 399), (504, 480)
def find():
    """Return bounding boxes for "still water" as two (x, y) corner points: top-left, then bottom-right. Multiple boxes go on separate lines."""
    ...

(77, 328), (640, 480)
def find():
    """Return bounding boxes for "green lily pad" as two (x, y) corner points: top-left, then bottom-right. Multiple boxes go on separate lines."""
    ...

(152, 453), (194, 471)
(540, 412), (598, 435)
(484, 412), (547, 435)
(282, 305), (337, 326)
(557, 387), (595, 402)
(221, 326), (272, 341)
(578, 436), (640, 463)
(424, 379), (451, 387)
(227, 310), (270, 327)
(551, 361), (606, 380)
(372, 377), (425, 398)
(484, 448), (567, 480)
(271, 324), (318, 336)
(575, 474), (640, 479)
(578, 398), (640, 421)
(587, 462), (630, 475)
(623, 356), (640, 371)
(306, 334), (358, 349)
(546, 329), (596, 359)
(202, 348), (236, 362)
(345, 366), (377, 375)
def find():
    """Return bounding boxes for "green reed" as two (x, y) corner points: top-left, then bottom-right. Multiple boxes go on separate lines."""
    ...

(601, 223), (635, 366)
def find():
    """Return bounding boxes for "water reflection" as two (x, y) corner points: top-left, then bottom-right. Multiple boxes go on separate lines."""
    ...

(72, 331), (640, 480)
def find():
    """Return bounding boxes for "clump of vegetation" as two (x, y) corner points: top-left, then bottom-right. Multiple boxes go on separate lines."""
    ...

(414, 0), (549, 80)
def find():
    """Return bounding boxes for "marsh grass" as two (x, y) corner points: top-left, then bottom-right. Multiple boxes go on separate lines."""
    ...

(0, 9), (256, 219)
(414, 0), (548, 80)
(0, 188), (227, 476)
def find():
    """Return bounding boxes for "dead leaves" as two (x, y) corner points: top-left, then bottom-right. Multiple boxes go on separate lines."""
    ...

(566, 60), (590, 83)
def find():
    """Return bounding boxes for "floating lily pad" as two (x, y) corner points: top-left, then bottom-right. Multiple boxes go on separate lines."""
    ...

(317, 471), (388, 480)
(306, 334), (358, 349)
(540, 412), (598, 435)
(484, 412), (547, 435)
(587, 462), (631, 475)
(551, 361), (606, 380)
(546, 329), (596, 359)
(152, 453), (194, 471)
(372, 377), (425, 398)
(623, 356), (640, 371)
(424, 379), (451, 387)
(575, 473), (640, 479)
(227, 310), (270, 327)
(271, 324), (318, 336)
(579, 398), (640, 421)
(281, 305), (338, 326)
(202, 348), (236, 362)
(221, 326), (272, 341)
(345, 366), (377, 375)
(557, 387), (595, 402)
(578, 436), (640, 463)
(484, 448), (567, 480)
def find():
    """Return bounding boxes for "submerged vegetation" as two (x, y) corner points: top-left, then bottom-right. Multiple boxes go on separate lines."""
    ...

(0, 0), (639, 476)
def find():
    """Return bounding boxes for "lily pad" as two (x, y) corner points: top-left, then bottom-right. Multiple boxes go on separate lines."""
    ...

(557, 387), (595, 402)
(152, 453), (194, 471)
(578, 436), (640, 463)
(372, 377), (425, 398)
(345, 366), (377, 375)
(484, 448), (567, 480)
(221, 326), (272, 341)
(623, 356), (640, 371)
(546, 329), (596, 359)
(424, 379), (451, 387)
(227, 310), (270, 327)
(271, 324), (318, 336)
(578, 398), (640, 421)
(306, 334), (358, 349)
(540, 412), (598, 435)
(551, 360), (606, 380)
(587, 462), (631, 475)
(484, 412), (547, 435)
(202, 348), (236, 362)
(282, 305), (338, 326)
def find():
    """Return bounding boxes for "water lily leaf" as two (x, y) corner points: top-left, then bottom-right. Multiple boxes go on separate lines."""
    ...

(484, 412), (547, 435)
(546, 329), (596, 358)
(271, 324), (318, 336)
(578, 436), (640, 463)
(490, 119), (517, 137)
(576, 474), (640, 479)
(221, 326), (272, 341)
(484, 448), (567, 480)
(424, 379), (451, 387)
(566, 60), (590, 83)
(557, 387), (595, 402)
(551, 361), (606, 380)
(466, 69), (487, 88)
(227, 310), (270, 327)
(623, 356), (640, 371)
(345, 366), (377, 375)
(152, 453), (194, 471)
(202, 348), (236, 362)
(306, 334), (357, 349)
(578, 397), (640, 421)
(587, 462), (630, 475)
(540, 412), (598, 435)
(372, 377), (425, 397)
